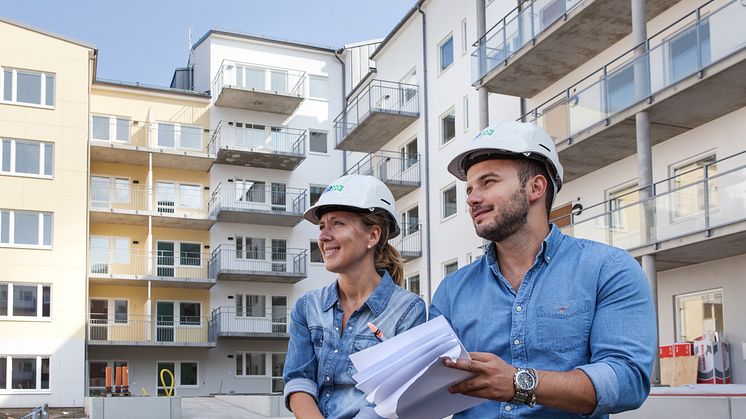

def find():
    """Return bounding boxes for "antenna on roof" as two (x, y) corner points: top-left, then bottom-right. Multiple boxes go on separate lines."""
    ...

(188, 26), (193, 50)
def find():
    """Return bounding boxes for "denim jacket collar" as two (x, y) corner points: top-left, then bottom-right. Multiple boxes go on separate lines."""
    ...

(322, 271), (396, 317)
(484, 224), (564, 269)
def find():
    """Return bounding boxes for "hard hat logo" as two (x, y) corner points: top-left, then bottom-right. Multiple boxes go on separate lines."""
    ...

(325, 184), (345, 193)
(478, 127), (495, 137)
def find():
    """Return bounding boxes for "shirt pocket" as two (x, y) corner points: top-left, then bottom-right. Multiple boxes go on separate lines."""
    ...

(535, 299), (592, 352)
(347, 335), (380, 377)
(310, 326), (326, 348)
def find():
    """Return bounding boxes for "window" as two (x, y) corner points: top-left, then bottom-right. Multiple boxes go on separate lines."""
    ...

(444, 260), (459, 276)
(400, 68), (418, 106)
(156, 122), (203, 150)
(439, 35), (454, 72)
(462, 96), (470, 131)
(0, 210), (53, 247)
(0, 356), (50, 391)
(310, 241), (323, 263)
(179, 242), (201, 266)
(309, 130), (328, 154)
(442, 185), (457, 219)
(404, 274), (421, 296)
(88, 360), (127, 396)
(401, 206), (420, 236)
(540, 0), (566, 31)
(607, 183), (639, 231)
(309, 75), (328, 99)
(1, 139), (54, 177)
(461, 19), (468, 54)
(156, 182), (203, 212)
(0, 283), (51, 318)
(400, 139), (418, 171)
(156, 361), (198, 395)
(155, 241), (201, 276)
(676, 289), (723, 341)
(272, 353), (286, 392)
(310, 185), (326, 206)
(606, 64), (641, 114)
(669, 21), (710, 83)
(114, 300), (128, 324)
(179, 302), (201, 325)
(441, 108), (456, 145)
(89, 236), (129, 274)
(671, 154), (718, 219)
(180, 362), (198, 386)
(91, 176), (130, 207)
(236, 352), (267, 376)
(91, 115), (130, 142)
(236, 295), (266, 317)
(235, 236), (266, 260)
(2, 68), (54, 107)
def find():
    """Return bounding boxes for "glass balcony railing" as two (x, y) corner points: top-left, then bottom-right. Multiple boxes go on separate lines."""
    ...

(89, 181), (211, 219)
(88, 248), (212, 281)
(90, 118), (211, 155)
(212, 60), (306, 98)
(209, 306), (291, 339)
(559, 150), (746, 249)
(345, 150), (421, 187)
(208, 121), (306, 157)
(209, 245), (308, 280)
(334, 79), (419, 146)
(523, 0), (746, 145)
(88, 314), (213, 345)
(472, 0), (584, 84)
(208, 182), (307, 216)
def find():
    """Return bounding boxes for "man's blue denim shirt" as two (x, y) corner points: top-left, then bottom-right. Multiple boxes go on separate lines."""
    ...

(284, 272), (426, 419)
(430, 226), (656, 418)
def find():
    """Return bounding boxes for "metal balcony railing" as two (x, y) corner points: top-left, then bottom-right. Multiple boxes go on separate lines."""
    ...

(209, 245), (308, 278)
(89, 182), (211, 218)
(345, 150), (421, 186)
(522, 0), (746, 145)
(209, 307), (291, 340)
(90, 118), (211, 154)
(334, 80), (419, 145)
(208, 182), (307, 216)
(208, 121), (306, 156)
(88, 248), (212, 281)
(390, 223), (422, 259)
(471, 0), (583, 84)
(212, 60), (306, 98)
(557, 150), (746, 250)
(88, 314), (212, 345)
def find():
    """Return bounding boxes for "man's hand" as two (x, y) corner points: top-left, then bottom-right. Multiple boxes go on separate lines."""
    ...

(444, 352), (517, 401)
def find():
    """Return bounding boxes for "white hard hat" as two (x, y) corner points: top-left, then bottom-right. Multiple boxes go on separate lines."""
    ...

(447, 121), (564, 194)
(304, 174), (401, 239)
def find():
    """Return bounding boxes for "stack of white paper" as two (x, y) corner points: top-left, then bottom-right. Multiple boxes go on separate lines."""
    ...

(350, 316), (487, 419)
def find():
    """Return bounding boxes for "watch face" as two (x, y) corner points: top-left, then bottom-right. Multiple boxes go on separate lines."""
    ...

(516, 370), (535, 390)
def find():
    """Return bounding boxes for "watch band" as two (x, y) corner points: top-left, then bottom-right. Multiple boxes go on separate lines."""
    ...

(511, 368), (539, 407)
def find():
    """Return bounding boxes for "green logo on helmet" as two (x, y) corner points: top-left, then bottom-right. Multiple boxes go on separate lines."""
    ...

(477, 128), (494, 138)
(325, 184), (344, 193)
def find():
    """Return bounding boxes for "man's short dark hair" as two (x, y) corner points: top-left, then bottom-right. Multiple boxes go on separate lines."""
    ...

(516, 159), (553, 218)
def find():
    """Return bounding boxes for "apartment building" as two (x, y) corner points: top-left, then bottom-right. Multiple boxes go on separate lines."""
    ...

(0, 18), (94, 408)
(472, 0), (746, 383)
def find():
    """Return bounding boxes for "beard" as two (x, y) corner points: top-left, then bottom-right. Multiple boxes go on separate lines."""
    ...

(473, 188), (529, 242)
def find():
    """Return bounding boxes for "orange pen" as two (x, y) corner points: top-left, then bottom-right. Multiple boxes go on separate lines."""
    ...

(368, 322), (385, 342)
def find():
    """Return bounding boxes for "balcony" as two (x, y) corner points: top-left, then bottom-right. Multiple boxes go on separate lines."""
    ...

(209, 245), (308, 283)
(209, 307), (290, 339)
(88, 315), (214, 347)
(89, 181), (215, 230)
(559, 151), (746, 271)
(345, 150), (421, 199)
(524, 0), (746, 182)
(89, 118), (214, 171)
(334, 80), (419, 152)
(472, 0), (677, 97)
(209, 121), (306, 170)
(211, 60), (305, 114)
(88, 248), (215, 288)
(390, 223), (422, 261)
(208, 182), (306, 226)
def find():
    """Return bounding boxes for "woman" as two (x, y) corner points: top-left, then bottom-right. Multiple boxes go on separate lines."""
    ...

(283, 174), (426, 419)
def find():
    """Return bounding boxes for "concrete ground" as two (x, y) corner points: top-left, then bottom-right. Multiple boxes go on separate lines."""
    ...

(181, 397), (291, 419)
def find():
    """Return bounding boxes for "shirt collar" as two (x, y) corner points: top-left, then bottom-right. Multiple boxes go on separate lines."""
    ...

(483, 224), (564, 267)
(322, 271), (397, 317)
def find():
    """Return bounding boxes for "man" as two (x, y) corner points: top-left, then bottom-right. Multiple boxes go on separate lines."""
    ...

(430, 122), (656, 418)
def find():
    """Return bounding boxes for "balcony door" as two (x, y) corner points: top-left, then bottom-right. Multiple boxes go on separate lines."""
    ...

(157, 241), (175, 277)
(89, 299), (109, 341)
(156, 301), (175, 342)
(271, 239), (287, 273)
(156, 182), (176, 214)
(271, 183), (287, 212)
(271, 296), (288, 333)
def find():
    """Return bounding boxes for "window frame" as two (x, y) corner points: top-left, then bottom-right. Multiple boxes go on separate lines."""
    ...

(438, 33), (455, 73)
(155, 180), (204, 211)
(440, 107), (456, 146)
(400, 205), (420, 237)
(0, 283), (51, 320)
(443, 259), (459, 277)
(0, 355), (51, 393)
(309, 240), (323, 264)
(404, 273), (421, 296)
(674, 288), (724, 342)
(1, 67), (55, 108)
(90, 114), (131, 143)
(441, 183), (458, 220)
(400, 138), (418, 172)
(0, 209), (53, 249)
(155, 360), (200, 392)
(668, 152), (718, 222)
(155, 122), (204, 151)
(308, 75), (329, 100)
(88, 360), (128, 396)
(460, 18), (468, 55)
(308, 130), (329, 154)
(90, 175), (132, 207)
(235, 352), (268, 377)
(0, 138), (54, 179)
(178, 301), (202, 327)
(271, 352), (287, 393)
(156, 240), (203, 269)
(309, 184), (327, 207)
(462, 95), (470, 132)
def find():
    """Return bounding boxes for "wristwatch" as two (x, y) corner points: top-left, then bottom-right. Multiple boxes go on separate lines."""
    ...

(511, 368), (539, 407)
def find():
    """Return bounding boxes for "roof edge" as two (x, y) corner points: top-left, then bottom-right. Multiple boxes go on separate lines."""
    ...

(0, 16), (96, 51)
(192, 29), (337, 53)
(93, 78), (210, 99)
(370, 0), (426, 60)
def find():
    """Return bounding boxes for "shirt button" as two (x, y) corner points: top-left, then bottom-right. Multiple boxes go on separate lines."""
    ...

(515, 305), (522, 312)
(334, 349), (339, 353)
(547, 256), (552, 260)
(505, 405), (512, 411)
(514, 339), (521, 345)
(325, 393), (330, 397)
(325, 376), (330, 381)
(334, 327), (338, 331)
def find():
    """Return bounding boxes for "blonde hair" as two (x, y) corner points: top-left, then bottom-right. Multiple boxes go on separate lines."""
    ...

(359, 211), (404, 286)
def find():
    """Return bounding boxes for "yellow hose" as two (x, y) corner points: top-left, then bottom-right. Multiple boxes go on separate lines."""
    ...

(159, 369), (175, 397)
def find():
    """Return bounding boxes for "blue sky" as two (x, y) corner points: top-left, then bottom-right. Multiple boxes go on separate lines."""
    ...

(2, 0), (415, 86)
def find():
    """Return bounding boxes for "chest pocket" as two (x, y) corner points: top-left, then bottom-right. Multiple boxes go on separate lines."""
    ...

(347, 335), (380, 377)
(310, 326), (325, 348)
(535, 299), (592, 352)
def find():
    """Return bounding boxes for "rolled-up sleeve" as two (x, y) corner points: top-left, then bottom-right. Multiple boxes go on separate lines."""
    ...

(580, 249), (657, 417)
(395, 297), (427, 335)
(283, 294), (319, 410)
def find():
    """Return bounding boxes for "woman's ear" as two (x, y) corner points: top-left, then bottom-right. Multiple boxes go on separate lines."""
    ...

(368, 224), (382, 249)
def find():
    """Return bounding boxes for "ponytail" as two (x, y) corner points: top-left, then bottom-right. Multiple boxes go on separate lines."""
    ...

(359, 211), (405, 286)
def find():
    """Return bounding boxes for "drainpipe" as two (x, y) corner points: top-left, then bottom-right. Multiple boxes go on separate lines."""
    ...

(632, 0), (660, 385)
(334, 49), (347, 174)
(477, 0), (489, 129)
(417, 4), (433, 306)
(516, 0), (526, 121)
